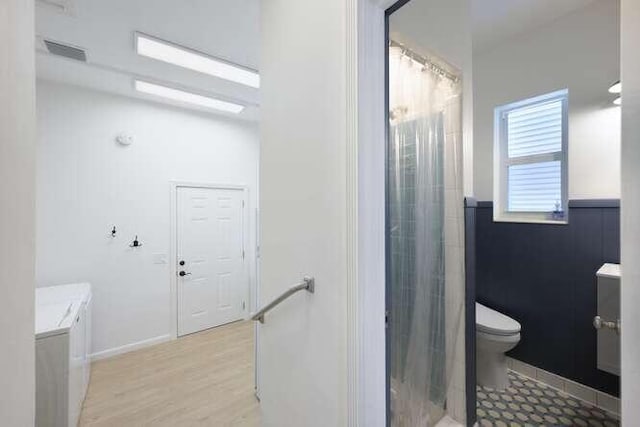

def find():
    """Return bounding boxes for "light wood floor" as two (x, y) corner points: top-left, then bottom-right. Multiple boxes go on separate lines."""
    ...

(79, 321), (260, 427)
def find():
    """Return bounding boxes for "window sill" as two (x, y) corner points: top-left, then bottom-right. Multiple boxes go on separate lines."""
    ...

(493, 215), (568, 225)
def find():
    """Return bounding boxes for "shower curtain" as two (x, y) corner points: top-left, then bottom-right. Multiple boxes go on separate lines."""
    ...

(388, 45), (466, 426)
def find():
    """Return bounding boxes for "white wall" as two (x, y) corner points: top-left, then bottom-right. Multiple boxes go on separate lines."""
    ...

(0, 1), (36, 424)
(473, 0), (621, 201)
(357, 2), (388, 425)
(258, 0), (348, 425)
(35, 81), (259, 358)
(389, 0), (468, 70)
(620, 0), (640, 423)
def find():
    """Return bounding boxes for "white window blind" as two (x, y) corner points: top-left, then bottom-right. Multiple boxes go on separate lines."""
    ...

(508, 160), (561, 212)
(507, 101), (562, 158)
(495, 90), (568, 222)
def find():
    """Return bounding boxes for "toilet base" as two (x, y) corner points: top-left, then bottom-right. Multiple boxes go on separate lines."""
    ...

(476, 350), (510, 390)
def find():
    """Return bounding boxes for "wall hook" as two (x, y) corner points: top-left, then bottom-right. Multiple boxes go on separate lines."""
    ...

(111, 226), (117, 238)
(130, 235), (142, 248)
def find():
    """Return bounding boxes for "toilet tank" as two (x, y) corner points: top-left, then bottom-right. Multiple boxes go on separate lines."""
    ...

(595, 263), (620, 376)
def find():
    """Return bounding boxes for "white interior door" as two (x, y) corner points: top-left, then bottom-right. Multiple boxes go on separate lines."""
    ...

(177, 186), (247, 336)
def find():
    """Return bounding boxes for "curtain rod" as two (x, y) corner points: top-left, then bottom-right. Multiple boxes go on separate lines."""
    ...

(390, 40), (460, 83)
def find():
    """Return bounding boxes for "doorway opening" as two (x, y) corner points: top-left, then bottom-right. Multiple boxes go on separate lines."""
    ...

(385, 1), (467, 425)
(33, 1), (261, 425)
(384, 0), (623, 426)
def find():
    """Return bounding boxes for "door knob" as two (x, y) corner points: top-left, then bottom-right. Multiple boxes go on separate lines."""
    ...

(179, 260), (185, 266)
(179, 271), (191, 277)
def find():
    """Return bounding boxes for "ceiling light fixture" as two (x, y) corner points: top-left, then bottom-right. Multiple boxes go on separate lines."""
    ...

(608, 81), (621, 94)
(613, 96), (621, 106)
(135, 33), (260, 88)
(134, 80), (244, 114)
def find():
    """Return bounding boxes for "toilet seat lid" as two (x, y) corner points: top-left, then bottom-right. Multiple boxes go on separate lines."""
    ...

(476, 302), (521, 335)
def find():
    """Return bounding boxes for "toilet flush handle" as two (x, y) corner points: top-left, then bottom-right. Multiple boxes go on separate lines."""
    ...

(593, 316), (620, 335)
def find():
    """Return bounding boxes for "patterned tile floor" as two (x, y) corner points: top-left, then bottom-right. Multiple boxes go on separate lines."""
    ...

(476, 371), (619, 427)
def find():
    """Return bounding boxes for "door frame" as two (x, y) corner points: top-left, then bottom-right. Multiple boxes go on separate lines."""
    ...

(350, 0), (468, 425)
(346, 1), (397, 425)
(169, 180), (250, 339)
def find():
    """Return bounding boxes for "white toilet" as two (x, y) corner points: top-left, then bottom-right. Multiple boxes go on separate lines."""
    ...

(476, 302), (521, 390)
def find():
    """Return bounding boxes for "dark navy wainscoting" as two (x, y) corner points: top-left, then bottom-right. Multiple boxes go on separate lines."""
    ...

(470, 200), (620, 397)
(464, 198), (477, 426)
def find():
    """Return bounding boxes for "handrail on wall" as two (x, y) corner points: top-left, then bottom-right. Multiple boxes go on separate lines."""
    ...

(251, 276), (315, 323)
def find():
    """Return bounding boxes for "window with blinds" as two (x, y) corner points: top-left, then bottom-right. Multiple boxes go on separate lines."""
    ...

(494, 89), (568, 223)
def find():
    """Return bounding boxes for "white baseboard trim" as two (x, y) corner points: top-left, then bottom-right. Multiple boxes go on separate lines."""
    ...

(90, 334), (173, 361)
(507, 357), (620, 416)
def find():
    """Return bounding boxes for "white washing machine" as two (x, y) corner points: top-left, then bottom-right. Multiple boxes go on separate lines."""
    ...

(35, 283), (92, 427)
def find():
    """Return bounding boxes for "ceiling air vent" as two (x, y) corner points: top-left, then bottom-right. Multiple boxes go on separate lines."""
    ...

(44, 40), (87, 62)
(36, 0), (75, 15)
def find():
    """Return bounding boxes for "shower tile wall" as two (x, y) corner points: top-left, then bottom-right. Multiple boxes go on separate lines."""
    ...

(443, 97), (466, 424)
(388, 119), (417, 395)
(388, 118), (448, 422)
(388, 96), (465, 424)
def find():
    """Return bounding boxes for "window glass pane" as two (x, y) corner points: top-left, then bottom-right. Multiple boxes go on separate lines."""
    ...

(508, 160), (561, 212)
(507, 100), (562, 158)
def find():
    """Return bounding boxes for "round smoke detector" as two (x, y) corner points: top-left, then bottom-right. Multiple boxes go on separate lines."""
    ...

(116, 133), (133, 146)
